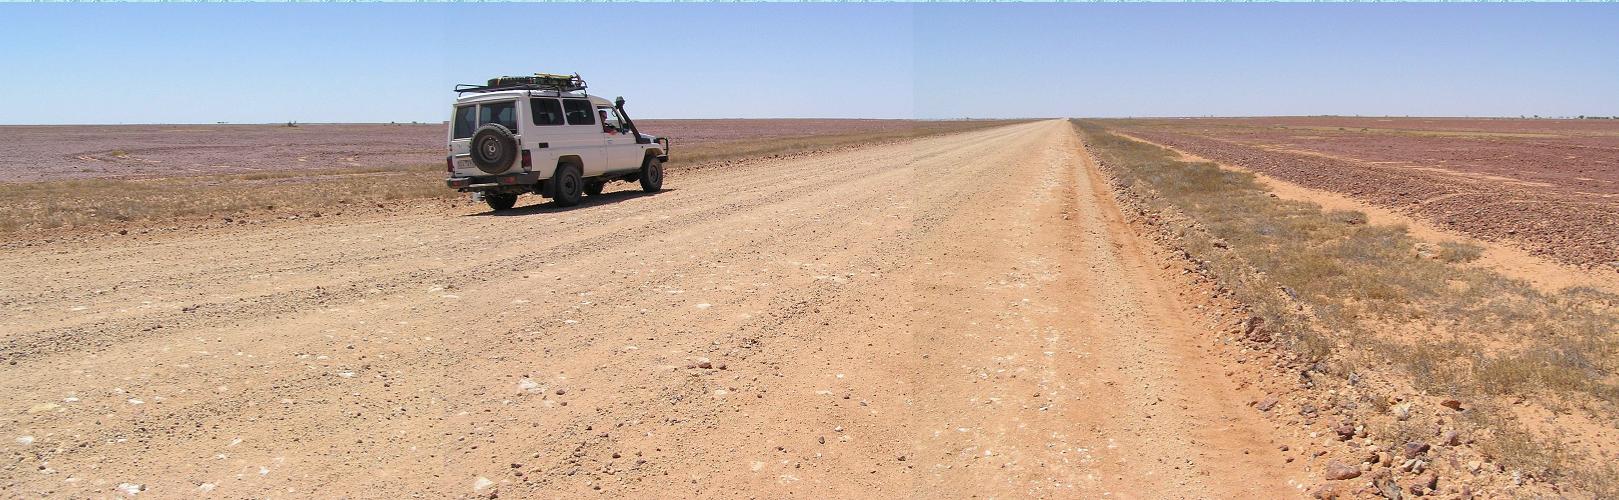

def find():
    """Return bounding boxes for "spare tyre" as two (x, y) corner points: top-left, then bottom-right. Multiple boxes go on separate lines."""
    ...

(470, 124), (518, 174)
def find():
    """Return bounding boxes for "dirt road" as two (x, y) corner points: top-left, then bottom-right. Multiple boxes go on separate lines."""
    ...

(1, 120), (1306, 497)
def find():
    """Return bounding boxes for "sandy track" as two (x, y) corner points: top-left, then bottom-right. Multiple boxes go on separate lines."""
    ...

(1, 121), (1303, 497)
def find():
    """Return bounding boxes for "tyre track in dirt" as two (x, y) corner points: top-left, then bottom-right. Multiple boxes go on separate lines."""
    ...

(1, 121), (1305, 498)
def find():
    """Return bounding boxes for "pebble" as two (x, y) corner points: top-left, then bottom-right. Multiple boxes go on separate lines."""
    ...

(16, 436), (35, 446)
(116, 483), (145, 495)
(1442, 430), (1462, 446)
(517, 378), (540, 392)
(1402, 441), (1430, 458)
(472, 476), (495, 492)
(1411, 472), (1439, 494)
(1323, 461), (1361, 480)
(1255, 396), (1278, 411)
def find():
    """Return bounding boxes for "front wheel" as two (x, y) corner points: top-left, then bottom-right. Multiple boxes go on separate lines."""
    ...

(485, 193), (517, 211)
(552, 163), (583, 207)
(639, 156), (664, 193)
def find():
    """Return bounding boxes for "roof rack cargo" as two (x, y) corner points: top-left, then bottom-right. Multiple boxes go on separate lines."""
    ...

(454, 72), (587, 95)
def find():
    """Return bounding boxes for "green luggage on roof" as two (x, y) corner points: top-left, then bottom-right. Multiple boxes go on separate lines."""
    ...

(485, 73), (586, 92)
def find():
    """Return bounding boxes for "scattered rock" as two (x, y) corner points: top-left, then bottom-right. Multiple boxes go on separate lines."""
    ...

(1324, 461), (1362, 480)
(116, 483), (145, 495)
(1255, 396), (1279, 412)
(472, 476), (495, 492)
(1392, 402), (1413, 421)
(1402, 442), (1430, 458)
(1334, 424), (1356, 441)
(1440, 399), (1463, 411)
(1242, 316), (1271, 342)
(1299, 403), (1318, 418)
(1311, 483), (1345, 499)
(1442, 430), (1462, 446)
(1410, 472), (1438, 495)
(517, 378), (540, 393)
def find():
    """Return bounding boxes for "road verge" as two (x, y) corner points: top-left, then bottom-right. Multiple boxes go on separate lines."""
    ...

(1074, 120), (1618, 498)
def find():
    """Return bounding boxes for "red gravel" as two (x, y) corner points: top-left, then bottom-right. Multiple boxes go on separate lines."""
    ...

(1108, 117), (1619, 269)
(0, 119), (923, 183)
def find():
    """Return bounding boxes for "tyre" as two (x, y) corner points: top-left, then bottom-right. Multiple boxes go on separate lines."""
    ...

(639, 156), (664, 193)
(469, 124), (518, 174)
(584, 180), (605, 196)
(552, 163), (583, 207)
(485, 193), (517, 211)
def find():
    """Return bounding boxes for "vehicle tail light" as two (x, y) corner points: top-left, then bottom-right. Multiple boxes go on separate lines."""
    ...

(521, 150), (532, 169)
(446, 156), (454, 173)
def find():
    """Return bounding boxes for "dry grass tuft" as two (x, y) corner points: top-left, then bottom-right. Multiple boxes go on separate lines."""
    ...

(1437, 241), (1484, 263)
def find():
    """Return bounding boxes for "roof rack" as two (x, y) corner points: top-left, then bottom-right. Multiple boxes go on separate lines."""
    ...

(454, 72), (587, 95)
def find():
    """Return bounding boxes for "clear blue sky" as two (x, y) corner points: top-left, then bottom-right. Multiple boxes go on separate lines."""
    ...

(2, 3), (1616, 124)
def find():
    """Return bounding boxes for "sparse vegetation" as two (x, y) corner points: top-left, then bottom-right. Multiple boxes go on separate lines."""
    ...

(1074, 120), (1619, 494)
(1436, 241), (1484, 263)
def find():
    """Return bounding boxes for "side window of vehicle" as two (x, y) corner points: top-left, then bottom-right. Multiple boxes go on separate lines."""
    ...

(530, 98), (564, 126)
(597, 107), (624, 130)
(563, 99), (595, 126)
(452, 105), (476, 139)
(479, 101), (518, 131)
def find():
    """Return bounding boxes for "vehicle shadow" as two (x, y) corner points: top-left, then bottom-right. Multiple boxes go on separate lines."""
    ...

(467, 188), (676, 217)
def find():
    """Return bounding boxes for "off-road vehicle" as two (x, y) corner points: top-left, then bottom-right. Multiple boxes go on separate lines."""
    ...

(444, 73), (670, 210)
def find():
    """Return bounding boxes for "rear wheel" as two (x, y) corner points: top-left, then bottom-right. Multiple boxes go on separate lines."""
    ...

(552, 163), (583, 207)
(484, 193), (517, 211)
(584, 180), (605, 196)
(639, 156), (664, 193)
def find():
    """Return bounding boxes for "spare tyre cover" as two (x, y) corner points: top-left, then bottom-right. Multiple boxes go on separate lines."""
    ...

(470, 124), (518, 174)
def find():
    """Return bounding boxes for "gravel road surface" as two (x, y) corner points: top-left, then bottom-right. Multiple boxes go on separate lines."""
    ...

(1, 121), (1302, 497)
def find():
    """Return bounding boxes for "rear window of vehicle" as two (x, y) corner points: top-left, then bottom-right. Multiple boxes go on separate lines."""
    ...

(479, 101), (518, 131)
(452, 105), (476, 139)
(531, 98), (564, 126)
(563, 99), (595, 126)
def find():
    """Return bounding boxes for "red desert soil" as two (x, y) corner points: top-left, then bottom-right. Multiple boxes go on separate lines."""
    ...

(0, 119), (930, 183)
(1106, 117), (1619, 269)
(1, 121), (1319, 497)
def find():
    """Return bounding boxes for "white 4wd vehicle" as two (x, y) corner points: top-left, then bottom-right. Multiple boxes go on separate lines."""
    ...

(445, 73), (669, 210)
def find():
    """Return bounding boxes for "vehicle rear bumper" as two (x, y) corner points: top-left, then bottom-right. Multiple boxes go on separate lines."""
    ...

(446, 172), (539, 192)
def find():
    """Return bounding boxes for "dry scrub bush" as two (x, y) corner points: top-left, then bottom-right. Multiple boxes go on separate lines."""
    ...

(1074, 120), (1619, 492)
